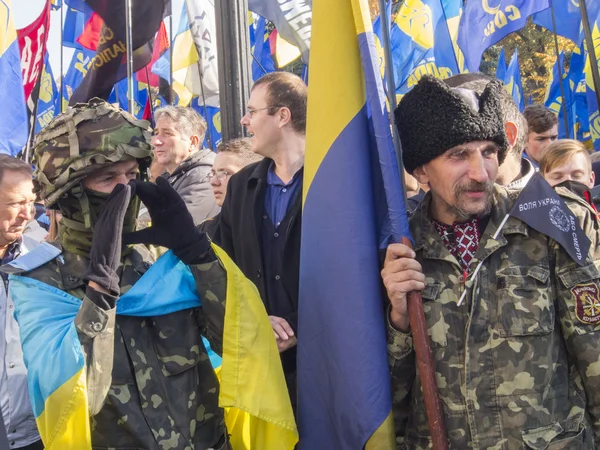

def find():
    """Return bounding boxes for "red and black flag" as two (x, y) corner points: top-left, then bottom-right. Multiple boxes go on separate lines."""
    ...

(69, 0), (169, 105)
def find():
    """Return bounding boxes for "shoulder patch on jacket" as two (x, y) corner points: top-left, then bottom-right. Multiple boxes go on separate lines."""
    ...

(573, 282), (600, 325)
(0, 242), (62, 275)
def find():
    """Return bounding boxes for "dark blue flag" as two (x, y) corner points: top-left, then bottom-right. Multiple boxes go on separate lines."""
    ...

(458, 0), (550, 72)
(533, 0), (582, 45)
(510, 172), (590, 266)
(496, 47), (507, 81)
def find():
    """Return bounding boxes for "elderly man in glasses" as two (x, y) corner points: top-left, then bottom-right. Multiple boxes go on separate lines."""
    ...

(212, 72), (307, 412)
(151, 106), (220, 225)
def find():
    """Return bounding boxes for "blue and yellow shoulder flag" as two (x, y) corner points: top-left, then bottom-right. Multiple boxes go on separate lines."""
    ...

(298, 0), (410, 448)
(496, 47), (507, 81)
(392, 0), (461, 96)
(10, 247), (298, 449)
(458, 0), (550, 72)
(35, 53), (59, 134)
(51, 0), (62, 10)
(533, 1), (583, 45)
(0, 0), (29, 156)
(504, 47), (524, 112)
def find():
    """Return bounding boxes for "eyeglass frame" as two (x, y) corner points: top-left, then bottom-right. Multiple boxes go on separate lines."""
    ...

(208, 170), (235, 181)
(245, 105), (284, 118)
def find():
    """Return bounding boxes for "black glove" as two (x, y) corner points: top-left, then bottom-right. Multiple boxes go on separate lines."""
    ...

(123, 177), (212, 264)
(84, 183), (134, 296)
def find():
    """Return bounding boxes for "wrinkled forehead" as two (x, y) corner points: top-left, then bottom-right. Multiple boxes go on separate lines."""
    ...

(442, 140), (500, 155)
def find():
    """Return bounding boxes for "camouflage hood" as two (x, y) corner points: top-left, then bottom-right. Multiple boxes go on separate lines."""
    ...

(32, 98), (153, 207)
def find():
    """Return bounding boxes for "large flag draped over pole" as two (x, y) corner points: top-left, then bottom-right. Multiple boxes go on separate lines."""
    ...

(457, 0), (550, 72)
(391, 0), (461, 97)
(248, 0), (311, 64)
(298, 0), (411, 447)
(0, 0), (29, 156)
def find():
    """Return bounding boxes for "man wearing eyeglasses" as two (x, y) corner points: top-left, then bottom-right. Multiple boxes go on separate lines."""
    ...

(0, 155), (43, 450)
(214, 72), (307, 411)
(152, 106), (220, 225)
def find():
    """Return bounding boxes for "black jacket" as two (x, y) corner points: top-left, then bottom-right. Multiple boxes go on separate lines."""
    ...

(213, 158), (302, 333)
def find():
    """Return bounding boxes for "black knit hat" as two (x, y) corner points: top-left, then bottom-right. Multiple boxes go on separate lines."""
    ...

(394, 75), (508, 174)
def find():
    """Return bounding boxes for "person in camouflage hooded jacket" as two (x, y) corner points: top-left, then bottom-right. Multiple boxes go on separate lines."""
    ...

(17, 99), (230, 449)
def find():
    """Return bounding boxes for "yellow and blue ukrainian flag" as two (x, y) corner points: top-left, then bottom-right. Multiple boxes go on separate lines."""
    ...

(11, 246), (298, 449)
(0, 0), (29, 156)
(297, 0), (411, 448)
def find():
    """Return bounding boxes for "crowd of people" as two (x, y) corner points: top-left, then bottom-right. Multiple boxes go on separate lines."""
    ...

(2, 68), (600, 449)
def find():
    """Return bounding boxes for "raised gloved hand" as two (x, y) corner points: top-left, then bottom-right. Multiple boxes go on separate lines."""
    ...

(84, 183), (135, 295)
(123, 177), (212, 264)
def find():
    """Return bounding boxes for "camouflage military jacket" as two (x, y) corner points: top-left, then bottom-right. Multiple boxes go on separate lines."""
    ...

(24, 244), (228, 450)
(388, 185), (600, 449)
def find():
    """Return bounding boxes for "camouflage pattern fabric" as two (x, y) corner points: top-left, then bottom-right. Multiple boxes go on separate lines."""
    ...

(31, 98), (153, 208)
(388, 185), (600, 449)
(25, 243), (230, 450)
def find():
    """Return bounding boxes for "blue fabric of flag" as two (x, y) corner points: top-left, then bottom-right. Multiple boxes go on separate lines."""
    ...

(62, 48), (95, 107)
(393, 0), (460, 96)
(64, 0), (93, 15)
(496, 47), (507, 82)
(504, 47), (524, 112)
(372, 0), (391, 88)
(35, 53), (59, 133)
(0, 2), (28, 156)
(63, 7), (92, 50)
(107, 77), (149, 119)
(251, 16), (274, 82)
(576, 74), (589, 139)
(191, 99), (222, 150)
(298, 0), (410, 448)
(458, 0), (550, 72)
(533, 1), (582, 45)
(51, 0), (62, 11)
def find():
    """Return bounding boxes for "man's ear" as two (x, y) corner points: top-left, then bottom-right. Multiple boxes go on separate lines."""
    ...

(412, 165), (429, 186)
(189, 135), (200, 150)
(278, 107), (292, 128)
(504, 121), (518, 148)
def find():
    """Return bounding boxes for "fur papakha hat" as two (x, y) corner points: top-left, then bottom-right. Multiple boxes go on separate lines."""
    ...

(394, 75), (508, 174)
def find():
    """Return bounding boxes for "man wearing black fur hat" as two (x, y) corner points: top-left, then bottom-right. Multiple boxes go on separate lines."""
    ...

(381, 75), (600, 448)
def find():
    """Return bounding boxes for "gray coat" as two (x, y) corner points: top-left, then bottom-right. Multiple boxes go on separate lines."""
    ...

(167, 149), (220, 225)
